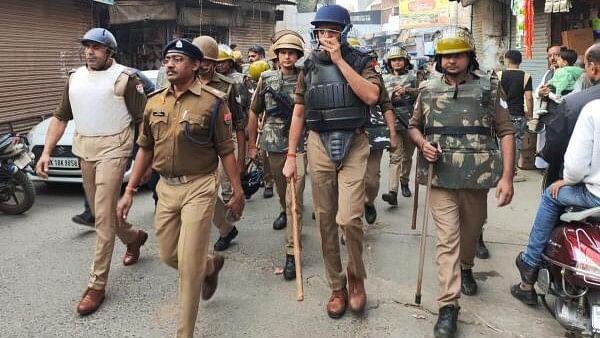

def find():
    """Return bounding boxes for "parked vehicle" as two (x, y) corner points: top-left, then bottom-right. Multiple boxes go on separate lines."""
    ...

(537, 206), (600, 337)
(0, 133), (35, 214)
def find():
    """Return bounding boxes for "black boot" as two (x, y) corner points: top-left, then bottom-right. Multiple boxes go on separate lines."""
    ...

(214, 226), (238, 252)
(515, 252), (538, 285)
(434, 305), (459, 338)
(364, 204), (377, 224)
(476, 233), (490, 259)
(510, 283), (538, 305)
(273, 212), (287, 230)
(263, 186), (274, 198)
(72, 210), (95, 227)
(283, 254), (296, 280)
(382, 191), (398, 206)
(400, 183), (412, 197)
(460, 269), (478, 296)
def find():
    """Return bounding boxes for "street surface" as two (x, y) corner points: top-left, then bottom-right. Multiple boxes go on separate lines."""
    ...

(0, 154), (564, 337)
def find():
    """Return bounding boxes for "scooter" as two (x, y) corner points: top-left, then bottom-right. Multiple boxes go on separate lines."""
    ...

(537, 206), (600, 337)
(0, 133), (35, 214)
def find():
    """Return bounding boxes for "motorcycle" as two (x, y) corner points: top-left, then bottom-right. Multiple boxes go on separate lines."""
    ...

(536, 206), (600, 337)
(0, 133), (35, 214)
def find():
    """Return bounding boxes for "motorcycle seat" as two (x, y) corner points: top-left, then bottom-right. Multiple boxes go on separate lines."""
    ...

(0, 134), (13, 153)
(560, 206), (600, 223)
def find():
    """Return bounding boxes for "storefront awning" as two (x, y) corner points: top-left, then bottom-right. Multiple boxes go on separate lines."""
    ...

(109, 0), (177, 25)
(178, 7), (233, 27)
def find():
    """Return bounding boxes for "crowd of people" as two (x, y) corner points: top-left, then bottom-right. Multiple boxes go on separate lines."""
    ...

(31, 3), (600, 338)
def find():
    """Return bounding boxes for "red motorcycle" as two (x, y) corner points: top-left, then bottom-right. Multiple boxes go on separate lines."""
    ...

(537, 206), (600, 337)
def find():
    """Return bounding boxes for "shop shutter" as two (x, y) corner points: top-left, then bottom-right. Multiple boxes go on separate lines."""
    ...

(0, 0), (90, 134)
(512, 0), (550, 89)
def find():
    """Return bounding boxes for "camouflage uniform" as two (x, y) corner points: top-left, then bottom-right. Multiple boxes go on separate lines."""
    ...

(250, 69), (306, 255)
(409, 71), (513, 308)
(384, 71), (417, 193)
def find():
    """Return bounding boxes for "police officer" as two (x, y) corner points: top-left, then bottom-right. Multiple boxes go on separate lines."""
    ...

(36, 28), (148, 316)
(193, 36), (246, 252)
(283, 4), (383, 318)
(407, 27), (514, 338)
(117, 39), (244, 338)
(247, 30), (306, 280)
(382, 46), (419, 205)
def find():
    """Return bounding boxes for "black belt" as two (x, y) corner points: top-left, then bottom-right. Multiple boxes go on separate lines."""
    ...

(424, 126), (494, 136)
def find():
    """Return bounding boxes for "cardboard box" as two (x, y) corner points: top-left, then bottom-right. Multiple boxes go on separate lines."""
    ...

(562, 28), (595, 56)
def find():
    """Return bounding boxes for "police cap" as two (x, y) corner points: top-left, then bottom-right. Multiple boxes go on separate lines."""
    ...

(163, 39), (204, 61)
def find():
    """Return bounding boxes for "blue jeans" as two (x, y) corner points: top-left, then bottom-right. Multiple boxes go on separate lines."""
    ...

(522, 184), (600, 269)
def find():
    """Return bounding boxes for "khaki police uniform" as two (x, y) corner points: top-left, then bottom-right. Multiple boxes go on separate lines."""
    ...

(409, 73), (513, 307)
(54, 63), (146, 291)
(295, 62), (383, 290)
(251, 70), (306, 255)
(137, 78), (234, 337)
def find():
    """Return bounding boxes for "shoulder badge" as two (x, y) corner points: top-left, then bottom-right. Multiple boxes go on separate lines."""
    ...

(203, 85), (228, 101)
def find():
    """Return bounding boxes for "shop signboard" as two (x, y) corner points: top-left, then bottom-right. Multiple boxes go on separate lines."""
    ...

(398, 0), (450, 29)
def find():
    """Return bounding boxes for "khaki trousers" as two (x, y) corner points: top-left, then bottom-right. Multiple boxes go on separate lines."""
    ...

(389, 131), (416, 191)
(364, 148), (384, 206)
(268, 151), (307, 255)
(307, 131), (369, 290)
(429, 187), (488, 307)
(81, 157), (139, 290)
(154, 173), (218, 338)
(258, 149), (274, 188)
(214, 136), (238, 237)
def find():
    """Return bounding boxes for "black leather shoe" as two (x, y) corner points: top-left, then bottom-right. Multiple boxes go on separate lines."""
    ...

(263, 186), (274, 199)
(364, 204), (377, 224)
(72, 210), (95, 227)
(515, 252), (538, 285)
(510, 283), (538, 305)
(460, 269), (478, 296)
(400, 184), (412, 197)
(214, 226), (238, 252)
(273, 212), (287, 230)
(283, 254), (296, 280)
(434, 305), (459, 338)
(381, 191), (398, 206)
(476, 234), (490, 259)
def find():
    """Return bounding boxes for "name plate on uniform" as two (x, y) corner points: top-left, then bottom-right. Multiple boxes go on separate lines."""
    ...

(49, 157), (80, 169)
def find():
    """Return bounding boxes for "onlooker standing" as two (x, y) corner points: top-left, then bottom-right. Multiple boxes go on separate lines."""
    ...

(499, 50), (533, 182)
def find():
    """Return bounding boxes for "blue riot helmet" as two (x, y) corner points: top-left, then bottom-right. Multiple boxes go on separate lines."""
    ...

(81, 28), (118, 50)
(310, 4), (352, 46)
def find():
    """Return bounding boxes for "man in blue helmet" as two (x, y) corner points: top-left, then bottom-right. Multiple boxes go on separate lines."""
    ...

(36, 28), (149, 316)
(283, 4), (383, 319)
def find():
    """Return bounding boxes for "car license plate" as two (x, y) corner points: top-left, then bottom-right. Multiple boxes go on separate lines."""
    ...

(592, 305), (600, 331)
(49, 157), (79, 169)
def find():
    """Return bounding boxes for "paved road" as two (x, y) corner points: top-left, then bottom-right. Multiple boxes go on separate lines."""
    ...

(0, 157), (563, 337)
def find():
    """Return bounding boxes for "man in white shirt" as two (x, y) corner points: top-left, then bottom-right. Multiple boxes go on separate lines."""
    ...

(511, 98), (600, 305)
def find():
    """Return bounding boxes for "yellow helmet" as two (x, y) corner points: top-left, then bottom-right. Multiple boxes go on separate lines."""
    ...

(385, 46), (409, 60)
(192, 36), (219, 61)
(232, 50), (243, 63)
(433, 26), (475, 55)
(272, 32), (304, 56)
(217, 44), (234, 62)
(247, 60), (271, 82)
(347, 37), (361, 47)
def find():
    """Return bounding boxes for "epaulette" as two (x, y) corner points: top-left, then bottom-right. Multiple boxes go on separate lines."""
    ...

(203, 85), (227, 101)
(147, 86), (168, 98)
(215, 72), (235, 85)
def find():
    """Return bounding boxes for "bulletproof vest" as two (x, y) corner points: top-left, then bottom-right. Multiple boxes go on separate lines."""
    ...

(261, 70), (297, 121)
(365, 105), (390, 150)
(384, 71), (417, 130)
(229, 71), (249, 109)
(303, 50), (370, 132)
(417, 74), (502, 190)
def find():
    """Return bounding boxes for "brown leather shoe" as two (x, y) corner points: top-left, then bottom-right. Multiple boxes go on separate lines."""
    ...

(123, 230), (148, 266)
(202, 255), (225, 301)
(347, 270), (367, 314)
(77, 288), (105, 316)
(326, 288), (348, 319)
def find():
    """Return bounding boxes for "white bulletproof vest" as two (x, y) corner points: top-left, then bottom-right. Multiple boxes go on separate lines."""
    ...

(69, 62), (132, 136)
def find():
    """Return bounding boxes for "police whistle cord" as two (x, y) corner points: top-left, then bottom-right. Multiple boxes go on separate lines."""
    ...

(415, 142), (438, 305)
(289, 178), (304, 301)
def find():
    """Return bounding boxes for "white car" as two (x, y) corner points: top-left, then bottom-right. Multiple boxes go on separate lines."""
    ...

(27, 69), (158, 184)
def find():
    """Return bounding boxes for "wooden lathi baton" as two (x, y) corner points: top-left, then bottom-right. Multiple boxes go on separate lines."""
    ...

(411, 154), (420, 230)
(289, 178), (304, 301)
(415, 161), (434, 305)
